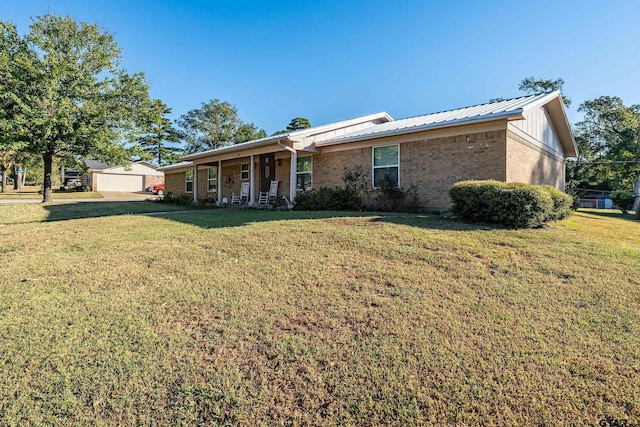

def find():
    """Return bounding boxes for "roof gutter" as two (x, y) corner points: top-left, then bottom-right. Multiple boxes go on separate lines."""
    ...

(277, 139), (296, 154)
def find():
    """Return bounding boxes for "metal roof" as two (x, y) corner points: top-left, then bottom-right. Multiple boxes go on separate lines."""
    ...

(319, 92), (559, 146)
(180, 112), (393, 161)
(157, 161), (192, 171)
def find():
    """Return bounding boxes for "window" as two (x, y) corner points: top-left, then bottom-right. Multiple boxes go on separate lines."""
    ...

(296, 156), (312, 191)
(207, 167), (217, 193)
(372, 145), (399, 188)
(241, 163), (249, 180)
(185, 170), (193, 192)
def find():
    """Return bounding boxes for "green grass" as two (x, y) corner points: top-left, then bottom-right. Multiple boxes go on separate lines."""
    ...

(0, 186), (103, 200)
(0, 206), (638, 425)
(0, 200), (194, 224)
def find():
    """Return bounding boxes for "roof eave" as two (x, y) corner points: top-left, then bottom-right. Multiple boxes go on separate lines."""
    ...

(180, 136), (291, 162)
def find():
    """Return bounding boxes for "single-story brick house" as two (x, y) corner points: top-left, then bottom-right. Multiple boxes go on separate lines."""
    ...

(83, 160), (164, 192)
(161, 91), (577, 209)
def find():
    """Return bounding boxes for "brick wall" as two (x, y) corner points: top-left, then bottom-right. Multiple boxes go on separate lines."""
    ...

(275, 157), (291, 199)
(219, 164), (243, 202)
(164, 170), (188, 195)
(144, 174), (164, 189)
(314, 130), (507, 208)
(506, 131), (565, 189)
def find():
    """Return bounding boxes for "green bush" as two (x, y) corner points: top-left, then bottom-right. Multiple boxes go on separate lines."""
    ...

(611, 190), (636, 214)
(541, 185), (574, 220)
(449, 180), (572, 228)
(294, 168), (421, 212)
(294, 187), (361, 211)
(157, 192), (192, 206)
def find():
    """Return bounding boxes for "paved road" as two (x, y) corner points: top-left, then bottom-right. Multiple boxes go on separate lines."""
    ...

(0, 192), (161, 204)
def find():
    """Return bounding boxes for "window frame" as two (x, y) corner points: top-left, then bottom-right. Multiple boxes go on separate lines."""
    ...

(185, 170), (194, 193)
(296, 155), (313, 191)
(372, 144), (400, 189)
(207, 167), (217, 193)
(240, 163), (249, 181)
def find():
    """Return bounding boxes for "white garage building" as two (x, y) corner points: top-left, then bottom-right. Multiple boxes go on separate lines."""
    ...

(83, 160), (164, 192)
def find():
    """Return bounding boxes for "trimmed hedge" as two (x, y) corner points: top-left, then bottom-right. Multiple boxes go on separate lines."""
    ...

(449, 180), (573, 228)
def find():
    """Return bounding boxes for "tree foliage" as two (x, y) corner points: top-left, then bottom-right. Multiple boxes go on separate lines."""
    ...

(177, 99), (266, 154)
(519, 76), (571, 107)
(0, 15), (154, 202)
(286, 117), (311, 131)
(272, 117), (312, 135)
(138, 99), (182, 165)
(570, 96), (640, 191)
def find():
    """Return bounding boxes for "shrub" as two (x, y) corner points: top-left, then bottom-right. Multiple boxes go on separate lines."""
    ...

(611, 190), (636, 214)
(541, 185), (574, 220)
(294, 169), (421, 212)
(342, 165), (369, 205)
(157, 192), (192, 206)
(294, 187), (361, 211)
(449, 180), (572, 228)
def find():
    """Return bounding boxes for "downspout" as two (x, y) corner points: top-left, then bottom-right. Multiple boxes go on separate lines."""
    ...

(277, 140), (297, 204)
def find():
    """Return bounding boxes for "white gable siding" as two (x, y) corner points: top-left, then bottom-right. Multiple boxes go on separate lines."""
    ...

(102, 163), (163, 176)
(510, 106), (563, 156)
(301, 119), (388, 145)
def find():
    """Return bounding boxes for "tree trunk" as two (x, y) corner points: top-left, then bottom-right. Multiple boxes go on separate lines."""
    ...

(16, 170), (24, 191)
(43, 153), (53, 203)
(0, 167), (6, 193)
(59, 164), (65, 189)
(12, 165), (18, 190)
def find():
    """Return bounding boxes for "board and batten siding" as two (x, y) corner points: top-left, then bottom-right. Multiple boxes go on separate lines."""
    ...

(509, 106), (564, 157)
(101, 163), (163, 176)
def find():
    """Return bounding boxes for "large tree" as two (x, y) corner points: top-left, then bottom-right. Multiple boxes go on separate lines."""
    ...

(572, 96), (640, 192)
(0, 15), (152, 202)
(177, 99), (266, 154)
(272, 117), (312, 135)
(138, 99), (182, 166)
(519, 76), (571, 107)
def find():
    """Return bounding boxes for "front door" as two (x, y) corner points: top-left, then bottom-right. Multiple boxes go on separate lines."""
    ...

(259, 153), (275, 193)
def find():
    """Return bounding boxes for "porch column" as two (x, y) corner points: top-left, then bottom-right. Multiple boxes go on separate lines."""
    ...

(249, 154), (255, 206)
(290, 150), (297, 201)
(217, 160), (223, 206)
(193, 164), (198, 202)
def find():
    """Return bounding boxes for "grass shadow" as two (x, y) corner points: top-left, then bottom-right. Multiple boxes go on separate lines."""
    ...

(577, 208), (639, 223)
(40, 200), (195, 222)
(155, 208), (495, 232)
(24, 201), (577, 233)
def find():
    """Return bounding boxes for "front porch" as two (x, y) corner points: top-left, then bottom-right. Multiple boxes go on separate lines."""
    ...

(179, 142), (314, 206)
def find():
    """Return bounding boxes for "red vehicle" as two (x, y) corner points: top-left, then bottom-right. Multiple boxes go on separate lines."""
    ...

(151, 183), (165, 196)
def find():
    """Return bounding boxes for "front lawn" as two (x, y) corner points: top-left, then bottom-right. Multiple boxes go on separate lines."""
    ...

(0, 186), (103, 200)
(0, 200), (193, 224)
(0, 207), (638, 425)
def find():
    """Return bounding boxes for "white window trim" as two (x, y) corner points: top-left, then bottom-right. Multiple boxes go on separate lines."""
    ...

(207, 167), (217, 193)
(372, 144), (400, 188)
(240, 163), (249, 181)
(296, 155), (313, 191)
(185, 170), (194, 193)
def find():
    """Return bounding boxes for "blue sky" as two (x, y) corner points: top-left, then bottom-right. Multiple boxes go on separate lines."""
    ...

(2, 0), (640, 135)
